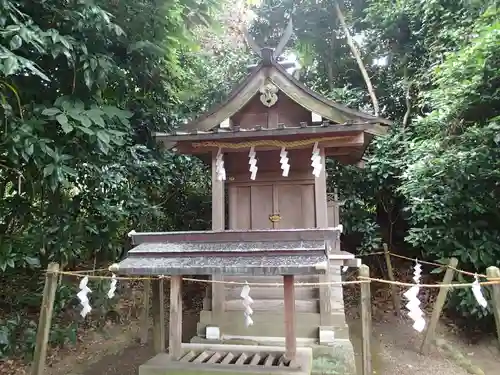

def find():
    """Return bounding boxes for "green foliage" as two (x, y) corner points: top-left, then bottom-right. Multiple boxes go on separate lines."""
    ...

(253, 0), (500, 323)
(0, 0), (228, 359)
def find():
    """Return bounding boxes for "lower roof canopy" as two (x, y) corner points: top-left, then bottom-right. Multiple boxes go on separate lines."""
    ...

(116, 253), (327, 276)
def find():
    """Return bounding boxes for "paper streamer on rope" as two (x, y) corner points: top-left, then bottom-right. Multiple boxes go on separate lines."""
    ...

(240, 281), (254, 327)
(77, 276), (92, 318)
(472, 274), (488, 308)
(248, 146), (258, 180)
(280, 147), (290, 177)
(215, 148), (226, 181)
(107, 274), (117, 299)
(311, 142), (322, 178)
(403, 260), (425, 332)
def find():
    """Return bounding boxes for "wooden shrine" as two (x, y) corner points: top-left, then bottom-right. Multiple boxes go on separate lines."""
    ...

(114, 20), (391, 375)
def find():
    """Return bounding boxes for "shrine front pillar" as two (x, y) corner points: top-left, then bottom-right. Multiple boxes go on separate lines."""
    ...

(211, 150), (225, 323)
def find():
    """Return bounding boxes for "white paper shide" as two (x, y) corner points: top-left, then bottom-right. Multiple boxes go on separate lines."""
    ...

(472, 274), (488, 308)
(107, 274), (117, 299)
(403, 260), (425, 332)
(248, 146), (258, 180)
(311, 142), (322, 178)
(240, 282), (254, 327)
(280, 147), (290, 177)
(216, 148), (226, 181)
(77, 276), (92, 318)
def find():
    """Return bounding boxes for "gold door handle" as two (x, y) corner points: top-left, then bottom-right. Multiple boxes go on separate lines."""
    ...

(269, 214), (281, 223)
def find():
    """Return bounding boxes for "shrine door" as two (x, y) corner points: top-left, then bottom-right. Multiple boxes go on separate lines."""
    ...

(229, 183), (316, 230)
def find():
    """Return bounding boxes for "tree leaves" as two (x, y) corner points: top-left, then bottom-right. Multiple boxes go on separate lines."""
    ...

(0, 0), (220, 359)
(55, 113), (73, 133)
(42, 108), (61, 116)
(9, 35), (22, 50)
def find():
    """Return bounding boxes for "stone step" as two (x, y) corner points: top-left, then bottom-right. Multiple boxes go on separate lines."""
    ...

(222, 275), (321, 285)
(225, 298), (319, 313)
(196, 310), (349, 340)
(224, 286), (318, 300)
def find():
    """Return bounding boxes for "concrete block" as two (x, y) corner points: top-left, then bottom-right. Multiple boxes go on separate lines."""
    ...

(318, 328), (335, 345)
(206, 326), (220, 340)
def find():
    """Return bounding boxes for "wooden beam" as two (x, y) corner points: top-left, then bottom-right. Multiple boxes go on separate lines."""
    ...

(175, 133), (365, 155)
(211, 150), (225, 319)
(169, 276), (183, 359)
(420, 258), (458, 354)
(152, 278), (165, 353)
(31, 263), (59, 375)
(283, 275), (297, 361)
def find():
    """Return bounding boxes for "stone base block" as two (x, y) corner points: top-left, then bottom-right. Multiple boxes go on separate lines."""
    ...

(187, 337), (356, 375)
(310, 342), (356, 375)
(138, 343), (313, 375)
(197, 311), (348, 341)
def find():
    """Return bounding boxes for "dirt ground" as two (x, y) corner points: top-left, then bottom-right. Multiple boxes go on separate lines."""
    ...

(4, 282), (500, 375)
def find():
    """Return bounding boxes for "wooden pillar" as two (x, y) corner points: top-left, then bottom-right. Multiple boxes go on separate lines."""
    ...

(315, 147), (332, 325)
(359, 265), (372, 375)
(152, 278), (165, 353)
(169, 276), (183, 359)
(486, 266), (500, 347)
(383, 244), (401, 317)
(283, 275), (296, 360)
(314, 147), (328, 228)
(140, 279), (151, 344)
(211, 150), (225, 318)
(31, 263), (59, 375)
(420, 258), (458, 354)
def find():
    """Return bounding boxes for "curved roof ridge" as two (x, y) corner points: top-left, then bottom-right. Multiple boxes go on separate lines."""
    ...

(179, 61), (392, 132)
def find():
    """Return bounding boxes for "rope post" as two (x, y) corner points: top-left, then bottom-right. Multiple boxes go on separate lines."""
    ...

(383, 244), (401, 316)
(31, 263), (60, 375)
(359, 264), (372, 375)
(152, 277), (165, 353)
(140, 279), (151, 345)
(420, 257), (458, 354)
(486, 266), (500, 348)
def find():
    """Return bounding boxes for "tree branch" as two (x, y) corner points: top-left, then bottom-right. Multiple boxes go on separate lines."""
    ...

(333, 1), (380, 116)
(402, 64), (412, 131)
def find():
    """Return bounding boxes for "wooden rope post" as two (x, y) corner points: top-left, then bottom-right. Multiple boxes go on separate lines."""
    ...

(152, 277), (165, 353)
(359, 265), (372, 375)
(486, 266), (500, 348)
(169, 276), (183, 359)
(140, 279), (151, 345)
(283, 275), (296, 361)
(31, 263), (60, 375)
(420, 257), (458, 354)
(383, 244), (401, 316)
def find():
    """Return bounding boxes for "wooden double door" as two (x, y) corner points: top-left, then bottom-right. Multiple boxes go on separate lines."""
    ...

(229, 182), (316, 230)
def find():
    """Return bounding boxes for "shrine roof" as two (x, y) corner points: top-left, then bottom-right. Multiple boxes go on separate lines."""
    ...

(155, 121), (385, 142)
(154, 59), (391, 140)
(114, 228), (343, 276)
